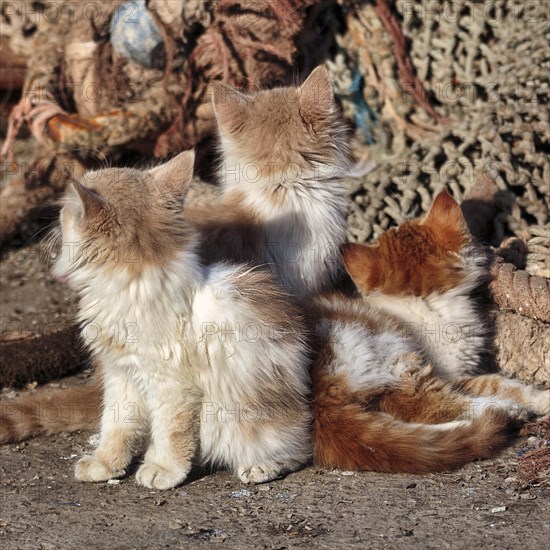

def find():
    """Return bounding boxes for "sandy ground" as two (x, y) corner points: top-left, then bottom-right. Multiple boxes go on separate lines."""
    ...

(0, 429), (548, 549)
(0, 195), (548, 550)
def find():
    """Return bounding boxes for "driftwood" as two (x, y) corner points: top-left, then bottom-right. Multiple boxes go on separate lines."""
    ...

(0, 325), (89, 388)
(490, 258), (550, 324)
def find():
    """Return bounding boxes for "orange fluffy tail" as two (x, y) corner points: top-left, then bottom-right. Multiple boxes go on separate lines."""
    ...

(0, 379), (101, 444)
(313, 378), (521, 473)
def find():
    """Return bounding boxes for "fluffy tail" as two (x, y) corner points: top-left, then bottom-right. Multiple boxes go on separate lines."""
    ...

(313, 373), (522, 473)
(0, 379), (101, 444)
(452, 374), (550, 416)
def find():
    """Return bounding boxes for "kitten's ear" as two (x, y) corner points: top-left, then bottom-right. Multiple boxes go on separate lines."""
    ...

(342, 243), (381, 291)
(149, 149), (195, 199)
(421, 191), (470, 250)
(212, 82), (250, 134)
(299, 66), (335, 118)
(72, 181), (107, 219)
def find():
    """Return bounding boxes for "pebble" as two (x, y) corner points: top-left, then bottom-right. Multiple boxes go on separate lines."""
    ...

(229, 489), (251, 499)
(491, 506), (507, 513)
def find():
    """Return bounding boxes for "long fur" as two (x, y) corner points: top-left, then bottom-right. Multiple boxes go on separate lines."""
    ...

(49, 150), (311, 489)
(1, 71), (547, 479)
(191, 66), (351, 298)
(0, 67), (351, 444)
(310, 193), (549, 471)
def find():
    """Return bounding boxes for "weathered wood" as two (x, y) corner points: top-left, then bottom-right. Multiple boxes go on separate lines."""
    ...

(0, 325), (90, 388)
(495, 310), (550, 386)
(490, 258), (550, 323)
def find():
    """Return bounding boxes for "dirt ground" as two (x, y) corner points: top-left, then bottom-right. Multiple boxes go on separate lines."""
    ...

(1, 234), (549, 549)
(0, 425), (549, 550)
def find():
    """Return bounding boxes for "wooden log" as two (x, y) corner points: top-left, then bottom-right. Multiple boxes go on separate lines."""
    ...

(495, 310), (550, 386)
(490, 258), (550, 323)
(0, 325), (90, 389)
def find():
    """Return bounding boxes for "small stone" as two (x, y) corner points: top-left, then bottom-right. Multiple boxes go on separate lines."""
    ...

(491, 506), (507, 513)
(229, 489), (251, 499)
(169, 520), (184, 530)
(107, 479), (122, 485)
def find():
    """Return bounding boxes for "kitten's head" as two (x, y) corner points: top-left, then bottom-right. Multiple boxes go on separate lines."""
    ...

(343, 192), (475, 297)
(53, 151), (195, 282)
(212, 66), (349, 186)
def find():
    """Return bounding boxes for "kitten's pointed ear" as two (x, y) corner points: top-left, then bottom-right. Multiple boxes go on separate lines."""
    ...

(72, 181), (107, 218)
(342, 243), (380, 291)
(212, 82), (250, 134)
(421, 191), (470, 249)
(149, 149), (195, 198)
(299, 66), (335, 117)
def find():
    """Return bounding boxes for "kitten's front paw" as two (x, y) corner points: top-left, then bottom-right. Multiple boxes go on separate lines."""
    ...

(532, 390), (550, 416)
(135, 462), (189, 490)
(75, 454), (125, 482)
(391, 352), (427, 378)
(505, 403), (534, 423)
(237, 462), (285, 484)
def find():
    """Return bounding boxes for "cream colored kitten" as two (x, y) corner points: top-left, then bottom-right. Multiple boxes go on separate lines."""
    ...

(188, 66), (351, 298)
(51, 150), (311, 489)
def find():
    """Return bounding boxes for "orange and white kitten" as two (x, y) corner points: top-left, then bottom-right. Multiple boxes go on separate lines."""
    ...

(189, 66), (351, 298)
(312, 192), (549, 473)
(48, 150), (311, 489)
(343, 191), (549, 413)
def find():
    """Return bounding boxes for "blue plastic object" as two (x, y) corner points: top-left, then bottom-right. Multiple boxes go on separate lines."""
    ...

(110, 0), (165, 69)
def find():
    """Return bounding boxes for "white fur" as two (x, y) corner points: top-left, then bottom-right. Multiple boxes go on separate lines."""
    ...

(319, 319), (415, 389)
(364, 249), (487, 378)
(219, 147), (350, 298)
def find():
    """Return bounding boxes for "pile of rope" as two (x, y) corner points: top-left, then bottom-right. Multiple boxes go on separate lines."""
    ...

(329, 1), (548, 248)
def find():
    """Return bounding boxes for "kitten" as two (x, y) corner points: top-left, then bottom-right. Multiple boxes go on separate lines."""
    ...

(188, 65), (351, 298)
(311, 192), (549, 472)
(46, 150), (311, 489)
(343, 191), (549, 413)
(0, 66), (351, 443)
